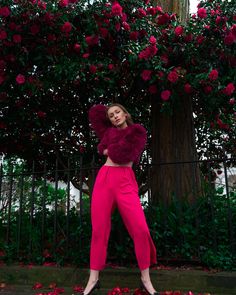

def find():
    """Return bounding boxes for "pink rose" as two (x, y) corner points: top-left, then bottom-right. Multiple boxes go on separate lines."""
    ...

(208, 69), (218, 80)
(229, 98), (235, 105)
(61, 21), (72, 33)
(0, 6), (11, 17)
(167, 70), (178, 83)
(111, 2), (123, 16)
(161, 90), (171, 101)
(197, 7), (207, 19)
(174, 26), (184, 36)
(16, 74), (25, 84)
(141, 70), (152, 81)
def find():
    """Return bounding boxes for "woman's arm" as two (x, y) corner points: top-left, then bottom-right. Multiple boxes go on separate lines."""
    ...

(107, 124), (147, 164)
(88, 104), (111, 139)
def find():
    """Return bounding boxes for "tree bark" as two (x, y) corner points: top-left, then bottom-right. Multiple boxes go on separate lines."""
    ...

(151, 97), (202, 204)
(150, 0), (202, 204)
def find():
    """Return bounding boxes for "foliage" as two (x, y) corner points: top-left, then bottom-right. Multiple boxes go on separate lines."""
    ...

(0, 177), (235, 270)
(0, 0), (235, 170)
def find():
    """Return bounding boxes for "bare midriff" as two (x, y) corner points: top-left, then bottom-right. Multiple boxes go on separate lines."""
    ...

(104, 157), (133, 167)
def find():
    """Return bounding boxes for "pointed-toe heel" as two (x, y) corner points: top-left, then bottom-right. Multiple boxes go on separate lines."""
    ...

(83, 280), (100, 295)
(140, 280), (159, 295)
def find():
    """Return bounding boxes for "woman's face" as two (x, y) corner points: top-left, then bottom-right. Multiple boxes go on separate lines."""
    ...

(107, 106), (128, 129)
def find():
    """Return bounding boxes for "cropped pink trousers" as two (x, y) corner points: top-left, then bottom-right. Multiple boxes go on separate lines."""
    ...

(90, 165), (157, 270)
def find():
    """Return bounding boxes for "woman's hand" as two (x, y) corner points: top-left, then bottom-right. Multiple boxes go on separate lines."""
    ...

(103, 149), (108, 156)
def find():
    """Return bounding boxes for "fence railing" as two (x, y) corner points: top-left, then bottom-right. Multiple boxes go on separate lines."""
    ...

(0, 156), (235, 267)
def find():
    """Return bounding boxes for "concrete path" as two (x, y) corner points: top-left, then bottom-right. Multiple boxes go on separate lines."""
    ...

(0, 266), (236, 295)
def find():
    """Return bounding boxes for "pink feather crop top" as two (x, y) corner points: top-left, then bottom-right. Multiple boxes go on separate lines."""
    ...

(88, 104), (147, 165)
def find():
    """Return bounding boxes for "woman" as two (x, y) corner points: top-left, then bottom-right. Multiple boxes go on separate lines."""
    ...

(83, 103), (158, 295)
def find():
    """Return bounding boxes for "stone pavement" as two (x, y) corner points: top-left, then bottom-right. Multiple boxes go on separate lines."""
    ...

(0, 266), (236, 295)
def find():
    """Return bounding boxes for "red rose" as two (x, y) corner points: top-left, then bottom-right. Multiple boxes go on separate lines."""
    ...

(89, 65), (97, 74)
(122, 22), (130, 31)
(73, 43), (81, 53)
(184, 83), (192, 94)
(147, 7), (156, 16)
(0, 6), (11, 17)
(0, 75), (5, 85)
(149, 85), (157, 94)
(13, 34), (22, 43)
(161, 90), (171, 101)
(108, 64), (114, 70)
(224, 33), (235, 46)
(37, 111), (46, 118)
(149, 36), (156, 45)
(197, 7), (207, 18)
(0, 30), (7, 40)
(59, 0), (69, 7)
(30, 24), (40, 35)
(156, 13), (170, 25)
(85, 35), (99, 46)
(208, 69), (218, 80)
(138, 8), (146, 18)
(61, 21), (72, 33)
(38, 1), (46, 10)
(100, 27), (109, 38)
(32, 282), (43, 289)
(224, 83), (235, 96)
(204, 85), (212, 94)
(141, 70), (152, 81)
(130, 31), (139, 41)
(82, 53), (90, 58)
(115, 22), (121, 32)
(16, 74), (26, 84)
(111, 2), (123, 16)
(167, 70), (178, 83)
(174, 26), (184, 36)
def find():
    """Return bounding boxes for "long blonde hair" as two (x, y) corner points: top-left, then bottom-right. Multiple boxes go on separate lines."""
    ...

(107, 103), (133, 126)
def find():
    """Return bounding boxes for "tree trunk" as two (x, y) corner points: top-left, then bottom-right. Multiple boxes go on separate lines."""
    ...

(150, 0), (201, 204)
(154, 0), (190, 22)
(151, 97), (202, 204)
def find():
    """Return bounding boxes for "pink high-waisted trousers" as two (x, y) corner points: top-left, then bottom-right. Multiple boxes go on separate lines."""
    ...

(90, 165), (157, 270)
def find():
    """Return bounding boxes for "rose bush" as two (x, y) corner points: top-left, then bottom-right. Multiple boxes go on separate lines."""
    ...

(0, 0), (235, 170)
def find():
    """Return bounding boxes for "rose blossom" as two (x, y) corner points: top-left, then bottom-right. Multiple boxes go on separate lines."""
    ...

(224, 33), (235, 46)
(138, 8), (146, 18)
(100, 27), (108, 38)
(13, 34), (22, 43)
(59, 0), (69, 7)
(208, 69), (218, 80)
(0, 6), (11, 17)
(197, 7), (207, 19)
(224, 83), (235, 96)
(149, 36), (156, 45)
(61, 21), (72, 33)
(122, 22), (130, 31)
(73, 43), (81, 53)
(149, 85), (157, 94)
(167, 70), (178, 83)
(161, 90), (171, 101)
(174, 26), (184, 36)
(85, 35), (99, 46)
(229, 98), (235, 105)
(0, 30), (7, 40)
(111, 2), (123, 16)
(184, 83), (192, 94)
(141, 70), (152, 81)
(16, 74), (26, 84)
(130, 31), (139, 41)
(89, 65), (97, 74)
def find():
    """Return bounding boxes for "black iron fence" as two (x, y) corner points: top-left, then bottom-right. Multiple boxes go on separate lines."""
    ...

(0, 156), (235, 268)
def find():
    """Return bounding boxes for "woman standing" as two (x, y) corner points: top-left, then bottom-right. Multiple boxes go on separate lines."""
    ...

(83, 104), (158, 295)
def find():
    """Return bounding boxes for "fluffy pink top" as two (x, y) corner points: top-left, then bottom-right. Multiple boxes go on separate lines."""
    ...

(89, 105), (147, 164)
